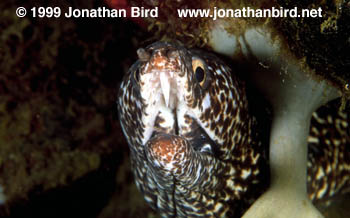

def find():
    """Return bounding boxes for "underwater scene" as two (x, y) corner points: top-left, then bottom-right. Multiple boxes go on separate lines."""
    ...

(0, 0), (349, 218)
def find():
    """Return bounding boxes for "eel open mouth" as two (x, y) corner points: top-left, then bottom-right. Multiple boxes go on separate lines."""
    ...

(137, 45), (216, 156)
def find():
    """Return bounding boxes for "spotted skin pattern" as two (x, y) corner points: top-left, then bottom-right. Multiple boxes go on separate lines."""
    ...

(307, 106), (350, 205)
(117, 41), (350, 217)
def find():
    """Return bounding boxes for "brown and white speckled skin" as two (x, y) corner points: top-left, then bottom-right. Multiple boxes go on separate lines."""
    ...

(308, 107), (350, 206)
(117, 41), (350, 217)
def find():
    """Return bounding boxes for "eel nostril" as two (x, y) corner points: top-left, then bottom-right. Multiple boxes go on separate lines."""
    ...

(167, 49), (180, 59)
(137, 48), (151, 62)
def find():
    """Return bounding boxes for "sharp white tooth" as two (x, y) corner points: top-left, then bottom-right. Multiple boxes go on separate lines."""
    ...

(160, 73), (170, 107)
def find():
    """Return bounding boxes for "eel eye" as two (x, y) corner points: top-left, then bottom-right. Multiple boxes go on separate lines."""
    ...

(192, 58), (206, 86)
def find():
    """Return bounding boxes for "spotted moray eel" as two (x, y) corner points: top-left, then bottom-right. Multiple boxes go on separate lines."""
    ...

(117, 41), (350, 217)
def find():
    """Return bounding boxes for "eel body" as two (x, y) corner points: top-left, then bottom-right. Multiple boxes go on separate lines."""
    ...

(117, 41), (350, 217)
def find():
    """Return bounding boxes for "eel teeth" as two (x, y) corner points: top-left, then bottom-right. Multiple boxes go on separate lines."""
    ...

(160, 73), (170, 107)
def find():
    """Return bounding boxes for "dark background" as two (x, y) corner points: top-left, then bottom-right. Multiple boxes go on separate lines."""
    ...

(0, 0), (349, 218)
(0, 0), (158, 217)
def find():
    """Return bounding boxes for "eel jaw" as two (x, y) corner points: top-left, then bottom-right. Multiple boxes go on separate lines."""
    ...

(137, 44), (214, 156)
(137, 46), (186, 145)
(145, 133), (189, 175)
